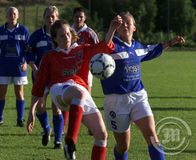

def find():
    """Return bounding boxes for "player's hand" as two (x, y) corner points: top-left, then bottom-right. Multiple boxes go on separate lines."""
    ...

(175, 36), (185, 44)
(110, 15), (123, 31)
(26, 111), (35, 134)
(169, 36), (185, 46)
(21, 62), (27, 71)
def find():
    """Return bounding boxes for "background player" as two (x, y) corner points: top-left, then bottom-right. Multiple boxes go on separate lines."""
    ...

(101, 11), (185, 160)
(0, 6), (29, 127)
(26, 5), (63, 149)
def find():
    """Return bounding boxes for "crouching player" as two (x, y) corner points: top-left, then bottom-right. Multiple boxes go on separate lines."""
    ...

(26, 15), (122, 160)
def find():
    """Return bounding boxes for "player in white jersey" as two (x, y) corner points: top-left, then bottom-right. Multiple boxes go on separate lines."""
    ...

(101, 12), (185, 160)
(0, 6), (29, 127)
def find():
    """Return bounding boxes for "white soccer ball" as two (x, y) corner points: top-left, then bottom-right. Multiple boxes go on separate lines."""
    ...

(89, 53), (116, 80)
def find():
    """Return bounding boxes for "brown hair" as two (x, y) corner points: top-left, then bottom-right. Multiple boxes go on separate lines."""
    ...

(50, 19), (79, 47)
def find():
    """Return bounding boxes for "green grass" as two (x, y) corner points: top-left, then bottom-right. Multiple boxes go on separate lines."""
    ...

(0, 50), (196, 159)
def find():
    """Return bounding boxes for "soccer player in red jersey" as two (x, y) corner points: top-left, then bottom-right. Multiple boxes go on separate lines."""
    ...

(26, 16), (122, 160)
(62, 7), (100, 131)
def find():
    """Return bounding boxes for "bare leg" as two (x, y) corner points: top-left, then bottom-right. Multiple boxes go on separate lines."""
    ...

(134, 116), (159, 145)
(82, 112), (108, 160)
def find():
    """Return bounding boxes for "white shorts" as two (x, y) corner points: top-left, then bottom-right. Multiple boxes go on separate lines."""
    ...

(0, 76), (28, 85)
(50, 80), (99, 115)
(104, 89), (153, 133)
(88, 71), (93, 88)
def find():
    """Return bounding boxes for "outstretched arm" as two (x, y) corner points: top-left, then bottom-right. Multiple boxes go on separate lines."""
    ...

(105, 15), (122, 44)
(162, 36), (185, 49)
(26, 96), (40, 133)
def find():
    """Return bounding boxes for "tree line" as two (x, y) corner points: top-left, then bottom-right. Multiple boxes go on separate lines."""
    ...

(1, 0), (195, 46)
(73, 0), (196, 47)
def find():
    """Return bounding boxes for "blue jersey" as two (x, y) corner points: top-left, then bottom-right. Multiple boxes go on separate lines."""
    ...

(0, 23), (29, 77)
(101, 36), (163, 94)
(26, 26), (53, 67)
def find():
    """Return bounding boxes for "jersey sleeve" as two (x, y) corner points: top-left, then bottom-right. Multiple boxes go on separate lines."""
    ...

(141, 43), (164, 62)
(89, 29), (99, 44)
(31, 53), (50, 97)
(26, 32), (36, 63)
(84, 40), (115, 59)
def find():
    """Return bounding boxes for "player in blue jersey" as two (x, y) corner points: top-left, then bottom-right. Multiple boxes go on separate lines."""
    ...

(0, 6), (29, 127)
(101, 12), (185, 160)
(26, 6), (63, 149)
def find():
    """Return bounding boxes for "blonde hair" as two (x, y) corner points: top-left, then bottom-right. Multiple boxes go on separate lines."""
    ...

(6, 6), (19, 17)
(43, 5), (59, 18)
(119, 11), (136, 26)
(50, 19), (79, 47)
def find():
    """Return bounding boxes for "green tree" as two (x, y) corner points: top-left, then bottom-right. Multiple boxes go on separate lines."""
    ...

(156, 0), (196, 36)
(77, 0), (157, 41)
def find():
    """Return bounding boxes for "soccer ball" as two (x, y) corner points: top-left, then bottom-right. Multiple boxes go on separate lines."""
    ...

(89, 53), (116, 80)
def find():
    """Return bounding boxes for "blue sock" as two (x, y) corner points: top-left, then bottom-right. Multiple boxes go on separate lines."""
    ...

(148, 144), (165, 160)
(36, 111), (51, 134)
(0, 100), (5, 121)
(16, 99), (25, 122)
(53, 114), (64, 143)
(114, 147), (128, 160)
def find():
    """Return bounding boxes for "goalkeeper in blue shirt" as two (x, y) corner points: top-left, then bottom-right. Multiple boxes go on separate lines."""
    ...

(101, 11), (185, 160)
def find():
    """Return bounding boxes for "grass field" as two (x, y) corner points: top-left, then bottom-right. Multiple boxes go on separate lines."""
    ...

(0, 50), (196, 160)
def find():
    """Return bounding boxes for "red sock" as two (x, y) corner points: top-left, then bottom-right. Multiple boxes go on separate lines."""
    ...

(62, 111), (69, 130)
(91, 145), (106, 160)
(65, 105), (83, 143)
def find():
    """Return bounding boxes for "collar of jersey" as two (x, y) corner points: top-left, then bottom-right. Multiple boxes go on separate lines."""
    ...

(114, 36), (133, 47)
(4, 22), (19, 30)
(72, 23), (87, 34)
(55, 42), (78, 54)
(42, 26), (51, 37)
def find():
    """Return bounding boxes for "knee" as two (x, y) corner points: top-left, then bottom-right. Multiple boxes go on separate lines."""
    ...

(116, 144), (129, 153)
(95, 128), (108, 140)
(94, 138), (107, 147)
(145, 130), (159, 145)
(36, 103), (46, 114)
(94, 129), (108, 147)
(52, 104), (62, 115)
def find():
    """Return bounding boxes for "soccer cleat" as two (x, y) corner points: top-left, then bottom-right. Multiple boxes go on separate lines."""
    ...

(54, 141), (63, 149)
(64, 143), (76, 160)
(41, 129), (51, 146)
(0, 119), (4, 125)
(17, 120), (25, 127)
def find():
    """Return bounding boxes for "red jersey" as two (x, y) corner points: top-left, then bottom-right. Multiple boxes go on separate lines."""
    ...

(32, 41), (114, 97)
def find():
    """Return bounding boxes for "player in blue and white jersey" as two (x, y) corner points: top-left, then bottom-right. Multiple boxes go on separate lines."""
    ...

(101, 12), (185, 160)
(26, 6), (63, 149)
(0, 6), (29, 127)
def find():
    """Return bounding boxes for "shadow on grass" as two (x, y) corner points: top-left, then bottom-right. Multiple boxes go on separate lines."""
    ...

(93, 96), (196, 99)
(0, 133), (40, 136)
(149, 96), (196, 99)
(98, 106), (196, 111)
(152, 107), (196, 111)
